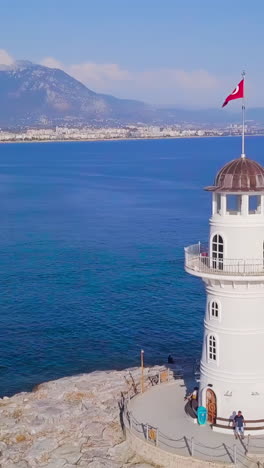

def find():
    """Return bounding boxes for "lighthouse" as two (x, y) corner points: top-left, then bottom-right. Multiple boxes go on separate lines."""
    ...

(185, 154), (264, 434)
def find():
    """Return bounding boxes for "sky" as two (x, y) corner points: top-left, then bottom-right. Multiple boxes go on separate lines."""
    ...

(0, 0), (264, 108)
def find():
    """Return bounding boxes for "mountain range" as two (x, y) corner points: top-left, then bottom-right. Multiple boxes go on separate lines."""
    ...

(0, 61), (264, 128)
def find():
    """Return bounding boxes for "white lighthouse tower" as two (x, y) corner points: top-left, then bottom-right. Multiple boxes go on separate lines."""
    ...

(185, 154), (264, 434)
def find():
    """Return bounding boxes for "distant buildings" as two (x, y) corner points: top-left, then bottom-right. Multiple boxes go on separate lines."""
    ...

(0, 124), (262, 143)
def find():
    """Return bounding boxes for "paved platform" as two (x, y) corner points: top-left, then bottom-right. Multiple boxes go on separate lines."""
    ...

(128, 380), (264, 467)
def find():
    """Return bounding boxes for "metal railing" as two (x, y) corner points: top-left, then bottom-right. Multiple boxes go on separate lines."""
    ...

(120, 370), (264, 466)
(124, 401), (264, 466)
(185, 243), (264, 276)
(124, 404), (264, 466)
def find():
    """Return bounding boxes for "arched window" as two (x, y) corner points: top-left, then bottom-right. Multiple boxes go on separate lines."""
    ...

(208, 335), (217, 362)
(209, 301), (219, 319)
(212, 234), (224, 270)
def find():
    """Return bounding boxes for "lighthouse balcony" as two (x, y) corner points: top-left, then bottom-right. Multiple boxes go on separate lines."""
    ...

(185, 243), (264, 279)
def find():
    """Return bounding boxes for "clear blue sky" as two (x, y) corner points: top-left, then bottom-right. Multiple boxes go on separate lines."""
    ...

(1, 0), (263, 107)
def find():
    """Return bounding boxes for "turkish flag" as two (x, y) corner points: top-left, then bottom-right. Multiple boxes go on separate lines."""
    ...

(222, 79), (244, 107)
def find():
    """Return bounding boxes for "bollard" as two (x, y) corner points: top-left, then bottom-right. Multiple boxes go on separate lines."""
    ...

(233, 444), (237, 465)
(156, 428), (159, 447)
(247, 434), (250, 453)
(146, 424), (149, 441)
(191, 437), (194, 456)
(141, 350), (144, 393)
(127, 411), (131, 428)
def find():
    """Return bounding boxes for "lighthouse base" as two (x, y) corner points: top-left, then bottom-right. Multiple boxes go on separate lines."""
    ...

(127, 378), (264, 464)
(199, 376), (264, 436)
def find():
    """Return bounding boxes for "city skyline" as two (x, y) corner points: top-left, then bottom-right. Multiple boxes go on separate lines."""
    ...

(1, 0), (264, 107)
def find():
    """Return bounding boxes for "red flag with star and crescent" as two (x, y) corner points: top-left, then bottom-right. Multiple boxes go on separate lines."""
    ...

(222, 79), (244, 107)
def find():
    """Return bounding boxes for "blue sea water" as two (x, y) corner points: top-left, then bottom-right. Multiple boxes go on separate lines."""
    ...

(1, 136), (264, 397)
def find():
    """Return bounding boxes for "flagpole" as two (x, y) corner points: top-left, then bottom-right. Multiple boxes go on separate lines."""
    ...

(241, 70), (246, 159)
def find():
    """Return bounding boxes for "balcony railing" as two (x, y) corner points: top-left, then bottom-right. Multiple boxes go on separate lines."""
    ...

(185, 243), (264, 276)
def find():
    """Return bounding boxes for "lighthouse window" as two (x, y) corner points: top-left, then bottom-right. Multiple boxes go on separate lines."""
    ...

(212, 234), (224, 270)
(226, 195), (241, 215)
(208, 335), (217, 361)
(210, 301), (219, 319)
(248, 195), (261, 214)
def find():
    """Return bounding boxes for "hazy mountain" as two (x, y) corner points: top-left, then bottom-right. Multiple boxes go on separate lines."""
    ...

(0, 61), (154, 127)
(0, 61), (263, 128)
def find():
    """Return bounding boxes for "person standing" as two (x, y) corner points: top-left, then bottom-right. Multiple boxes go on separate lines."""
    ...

(234, 411), (245, 439)
(186, 386), (198, 411)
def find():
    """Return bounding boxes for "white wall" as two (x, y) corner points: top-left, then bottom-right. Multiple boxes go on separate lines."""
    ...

(209, 218), (264, 260)
(199, 281), (264, 419)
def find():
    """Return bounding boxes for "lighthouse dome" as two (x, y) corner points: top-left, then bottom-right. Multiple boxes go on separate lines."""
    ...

(206, 157), (264, 192)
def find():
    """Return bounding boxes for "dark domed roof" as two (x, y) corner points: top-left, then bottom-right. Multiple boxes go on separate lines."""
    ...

(205, 157), (264, 192)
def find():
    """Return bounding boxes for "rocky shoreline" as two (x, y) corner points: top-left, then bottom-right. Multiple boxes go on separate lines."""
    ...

(0, 366), (165, 468)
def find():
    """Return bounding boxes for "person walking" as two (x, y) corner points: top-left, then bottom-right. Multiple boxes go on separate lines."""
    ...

(234, 411), (245, 439)
(186, 386), (199, 411)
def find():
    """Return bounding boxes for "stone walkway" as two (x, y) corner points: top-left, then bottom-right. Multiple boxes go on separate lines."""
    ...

(128, 380), (264, 467)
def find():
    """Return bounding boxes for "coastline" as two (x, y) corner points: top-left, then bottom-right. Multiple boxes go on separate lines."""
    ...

(0, 133), (262, 145)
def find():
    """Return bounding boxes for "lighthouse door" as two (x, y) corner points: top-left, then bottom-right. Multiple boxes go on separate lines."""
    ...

(206, 389), (217, 424)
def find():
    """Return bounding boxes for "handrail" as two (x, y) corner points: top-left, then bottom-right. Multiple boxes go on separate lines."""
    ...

(185, 243), (264, 276)
(217, 417), (264, 423)
(214, 423), (264, 431)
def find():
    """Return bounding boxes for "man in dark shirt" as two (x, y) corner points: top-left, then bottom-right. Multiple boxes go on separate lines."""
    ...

(234, 411), (245, 439)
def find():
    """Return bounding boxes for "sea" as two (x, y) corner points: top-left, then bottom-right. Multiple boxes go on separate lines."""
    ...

(0, 136), (263, 397)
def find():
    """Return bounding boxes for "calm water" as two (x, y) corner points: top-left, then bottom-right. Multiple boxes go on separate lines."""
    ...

(1, 136), (263, 396)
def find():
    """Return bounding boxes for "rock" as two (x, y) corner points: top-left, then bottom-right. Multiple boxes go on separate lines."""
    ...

(4, 462), (29, 468)
(86, 460), (122, 468)
(41, 460), (67, 468)
(103, 423), (124, 445)
(0, 441), (7, 451)
(50, 443), (82, 465)
(82, 421), (105, 439)
(0, 367), (163, 468)
(81, 446), (109, 460)
(108, 441), (134, 463)
(127, 465), (157, 468)
(26, 437), (58, 462)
